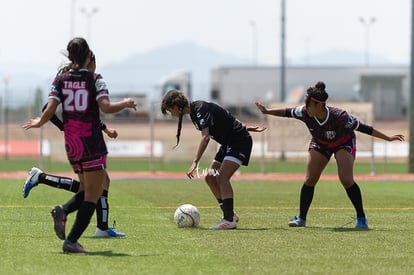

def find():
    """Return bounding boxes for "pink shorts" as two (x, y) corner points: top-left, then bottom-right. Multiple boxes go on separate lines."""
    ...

(70, 155), (107, 174)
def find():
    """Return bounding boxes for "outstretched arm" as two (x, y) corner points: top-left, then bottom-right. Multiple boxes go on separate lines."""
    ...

(255, 102), (287, 117)
(42, 103), (64, 131)
(22, 99), (59, 130)
(371, 129), (405, 142)
(246, 126), (267, 132)
(186, 128), (210, 179)
(98, 97), (136, 114)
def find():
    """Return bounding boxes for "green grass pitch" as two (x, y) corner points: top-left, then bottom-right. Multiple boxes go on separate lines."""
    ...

(1, 176), (414, 274)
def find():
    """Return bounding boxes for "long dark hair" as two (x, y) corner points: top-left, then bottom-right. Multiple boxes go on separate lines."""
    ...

(58, 37), (91, 74)
(161, 89), (189, 148)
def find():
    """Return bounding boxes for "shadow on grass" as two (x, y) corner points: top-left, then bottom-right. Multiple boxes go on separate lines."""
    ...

(58, 251), (165, 257)
(332, 227), (371, 232)
(303, 226), (372, 232)
(86, 250), (131, 256)
(196, 227), (272, 231)
(83, 236), (127, 239)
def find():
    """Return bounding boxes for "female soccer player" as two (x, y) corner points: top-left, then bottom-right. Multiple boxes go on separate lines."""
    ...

(22, 52), (124, 238)
(23, 37), (136, 253)
(23, 124), (124, 237)
(255, 81), (405, 229)
(161, 89), (265, 229)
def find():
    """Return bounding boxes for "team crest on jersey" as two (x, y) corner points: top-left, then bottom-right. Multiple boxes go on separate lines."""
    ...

(325, 131), (336, 140)
(195, 112), (205, 126)
(345, 115), (355, 128)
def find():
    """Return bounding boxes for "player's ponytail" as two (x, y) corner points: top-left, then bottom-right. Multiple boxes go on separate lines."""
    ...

(174, 110), (183, 149)
(161, 89), (189, 149)
(65, 37), (90, 71)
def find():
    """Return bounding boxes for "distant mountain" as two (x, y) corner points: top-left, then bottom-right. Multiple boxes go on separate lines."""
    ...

(3, 42), (402, 107)
(100, 41), (250, 100)
(290, 49), (399, 66)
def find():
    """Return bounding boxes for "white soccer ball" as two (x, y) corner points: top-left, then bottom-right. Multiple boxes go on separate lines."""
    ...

(174, 204), (200, 228)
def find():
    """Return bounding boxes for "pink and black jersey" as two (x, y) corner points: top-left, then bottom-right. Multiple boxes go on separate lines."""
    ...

(285, 105), (371, 148)
(48, 69), (109, 162)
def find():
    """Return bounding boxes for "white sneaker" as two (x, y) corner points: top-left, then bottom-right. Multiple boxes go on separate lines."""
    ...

(210, 218), (237, 230)
(288, 216), (306, 227)
(94, 227), (126, 237)
(234, 213), (239, 223)
(23, 167), (43, 198)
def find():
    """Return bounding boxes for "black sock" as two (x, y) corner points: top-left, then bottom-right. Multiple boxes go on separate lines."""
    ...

(346, 182), (366, 218)
(39, 173), (80, 193)
(67, 201), (96, 243)
(217, 199), (223, 211)
(96, 190), (109, 230)
(222, 198), (234, 221)
(299, 184), (315, 221)
(62, 191), (85, 215)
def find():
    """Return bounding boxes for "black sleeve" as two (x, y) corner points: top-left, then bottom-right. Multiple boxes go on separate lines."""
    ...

(356, 122), (374, 135)
(42, 103), (64, 131)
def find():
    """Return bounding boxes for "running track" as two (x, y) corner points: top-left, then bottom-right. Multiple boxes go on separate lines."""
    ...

(1, 171), (414, 182)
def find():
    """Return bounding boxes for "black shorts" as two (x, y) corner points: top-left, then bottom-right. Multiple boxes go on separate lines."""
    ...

(309, 137), (356, 160)
(214, 135), (252, 166)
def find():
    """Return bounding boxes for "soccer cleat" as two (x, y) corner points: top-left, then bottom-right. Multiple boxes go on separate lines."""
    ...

(234, 212), (239, 223)
(62, 240), (87, 253)
(51, 205), (66, 240)
(209, 218), (237, 230)
(288, 216), (306, 227)
(94, 227), (126, 237)
(355, 217), (368, 229)
(22, 167), (43, 198)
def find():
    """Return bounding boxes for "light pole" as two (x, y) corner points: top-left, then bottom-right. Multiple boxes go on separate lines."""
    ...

(249, 20), (258, 65)
(359, 17), (376, 66)
(3, 75), (10, 160)
(359, 16), (376, 174)
(80, 7), (99, 41)
(69, 0), (77, 38)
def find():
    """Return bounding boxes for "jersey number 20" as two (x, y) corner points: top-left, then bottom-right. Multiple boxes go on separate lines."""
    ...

(62, 89), (88, 111)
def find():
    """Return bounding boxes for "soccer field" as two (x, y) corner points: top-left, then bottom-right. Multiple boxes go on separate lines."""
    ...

(1, 177), (414, 274)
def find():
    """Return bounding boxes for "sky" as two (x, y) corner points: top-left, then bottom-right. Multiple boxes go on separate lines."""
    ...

(0, 1), (410, 159)
(0, 0), (411, 79)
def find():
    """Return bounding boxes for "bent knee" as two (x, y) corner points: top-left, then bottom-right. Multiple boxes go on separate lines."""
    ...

(205, 174), (215, 184)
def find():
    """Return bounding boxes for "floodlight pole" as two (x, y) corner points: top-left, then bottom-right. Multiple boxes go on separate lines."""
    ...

(70, 0), (76, 38)
(358, 17), (376, 66)
(280, 0), (286, 102)
(249, 20), (258, 66)
(409, 0), (414, 172)
(80, 7), (99, 41)
(280, 0), (286, 161)
(3, 76), (10, 160)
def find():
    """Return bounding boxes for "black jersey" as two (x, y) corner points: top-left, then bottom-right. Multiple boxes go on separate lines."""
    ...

(286, 105), (361, 148)
(49, 69), (109, 162)
(189, 101), (248, 145)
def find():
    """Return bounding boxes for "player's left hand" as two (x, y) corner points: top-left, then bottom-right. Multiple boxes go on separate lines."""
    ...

(390, 134), (405, 142)
(246, 126), (267, 132)
(186, 161), (198, 179)
(22, 117), (41, 130)
(105, 128), (118, 138)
